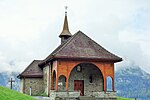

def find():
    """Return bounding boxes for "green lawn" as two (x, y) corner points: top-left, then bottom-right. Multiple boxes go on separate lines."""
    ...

(0, 86), (136, 100)
(117, 96), (135, 100)
(0, 86), (36, 100)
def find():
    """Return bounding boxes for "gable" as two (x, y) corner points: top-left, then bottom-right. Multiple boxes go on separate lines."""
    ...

(44, 31), (122, 63)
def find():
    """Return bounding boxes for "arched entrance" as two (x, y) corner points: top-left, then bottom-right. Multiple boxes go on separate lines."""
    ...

(68, 63), (104, 96)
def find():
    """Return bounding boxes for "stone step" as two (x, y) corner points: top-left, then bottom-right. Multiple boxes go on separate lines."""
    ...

(79, 96), (95, 100)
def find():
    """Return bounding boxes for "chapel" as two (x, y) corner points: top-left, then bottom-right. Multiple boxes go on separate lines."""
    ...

(18, 10), (122, 100)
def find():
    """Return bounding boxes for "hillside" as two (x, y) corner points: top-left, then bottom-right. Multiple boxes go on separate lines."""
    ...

(0, 86), (35, 100)
(115, 66), (150, 100)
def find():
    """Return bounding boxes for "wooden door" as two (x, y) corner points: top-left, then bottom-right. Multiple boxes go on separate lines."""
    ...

(74, 80), (84, 96)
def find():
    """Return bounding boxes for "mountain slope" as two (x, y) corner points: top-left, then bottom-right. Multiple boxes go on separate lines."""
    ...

(115, 66), (150, 100)
(0, 86), (35, 100)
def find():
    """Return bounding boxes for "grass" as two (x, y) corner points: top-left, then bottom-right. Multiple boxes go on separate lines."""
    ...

(0, 86), (36, 100)
(117, 96), (135, 100)
(0, 86), (136, 100)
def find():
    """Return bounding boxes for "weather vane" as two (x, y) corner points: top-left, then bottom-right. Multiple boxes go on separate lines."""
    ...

(65, 6), (68, 14)
(65, 0), (68, 14)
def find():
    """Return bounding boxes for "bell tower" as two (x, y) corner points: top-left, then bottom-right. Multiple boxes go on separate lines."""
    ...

(59, 6), (72, 44)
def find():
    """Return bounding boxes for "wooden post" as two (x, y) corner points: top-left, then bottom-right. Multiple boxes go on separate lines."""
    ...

(112, 78), (115, 91)
(56, 75), (58, 91)
(8, 78), (15, 90)
(51, 71), (54, 90)
(104, 77), (106, 92)
(66, 77), (69, 91)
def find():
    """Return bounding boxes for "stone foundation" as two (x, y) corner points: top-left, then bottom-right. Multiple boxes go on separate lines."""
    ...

(49, 91), (116, 100)
(93, 91), (116, 100)
(50, 90), (80, 100)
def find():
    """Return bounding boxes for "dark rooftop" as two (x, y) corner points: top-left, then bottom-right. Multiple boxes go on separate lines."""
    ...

(43, 31), (122, 64)
(18, 60), (43, 78)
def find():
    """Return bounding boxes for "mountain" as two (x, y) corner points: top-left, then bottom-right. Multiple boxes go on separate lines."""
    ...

(115, 66), (150, 100)
(0, 72), (20, 91)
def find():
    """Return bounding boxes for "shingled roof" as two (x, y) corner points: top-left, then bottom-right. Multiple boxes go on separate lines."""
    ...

(18, 60), (43, 78)
(42, 31), (122, 64)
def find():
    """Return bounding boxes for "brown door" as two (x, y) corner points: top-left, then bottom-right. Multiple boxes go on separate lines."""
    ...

(74, 80), (84, 96)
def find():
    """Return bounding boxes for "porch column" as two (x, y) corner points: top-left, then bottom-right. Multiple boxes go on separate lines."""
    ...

(104, 77), (106, 92)
(66, 77), (69, 91)
(51, 71), (54, 90)
(55, 75), (58, 91)
(112, 78), (115, 91)
(48, 63), (51, 96)
(51, 77), (54, 90)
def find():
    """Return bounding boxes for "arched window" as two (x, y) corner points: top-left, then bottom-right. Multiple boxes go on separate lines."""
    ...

(106, 76), (113, 91)
(58, 75), (66, 91)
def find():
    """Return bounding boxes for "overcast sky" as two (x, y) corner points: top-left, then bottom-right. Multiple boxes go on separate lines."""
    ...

(0, 0), (150, 73)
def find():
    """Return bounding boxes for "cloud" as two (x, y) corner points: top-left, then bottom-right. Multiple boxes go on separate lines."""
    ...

(0, 0), (150, 73)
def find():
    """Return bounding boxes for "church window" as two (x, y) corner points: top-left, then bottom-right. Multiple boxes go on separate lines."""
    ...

(106, 76), (113, 91)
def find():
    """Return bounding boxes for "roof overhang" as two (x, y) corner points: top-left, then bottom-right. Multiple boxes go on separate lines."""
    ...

(17, 74), (43, 79)
(39, 56), (123, 68)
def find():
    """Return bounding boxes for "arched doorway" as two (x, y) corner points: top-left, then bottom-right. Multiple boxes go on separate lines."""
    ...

(58, 75), (66, 91)
(106, 76), (113, 91)
(68, 63), (104, 96)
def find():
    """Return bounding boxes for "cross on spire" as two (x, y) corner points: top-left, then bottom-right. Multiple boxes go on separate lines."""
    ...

(65, 6), (68, 14)
(8, 78), (15, 89)
(59, 5), (72, 44)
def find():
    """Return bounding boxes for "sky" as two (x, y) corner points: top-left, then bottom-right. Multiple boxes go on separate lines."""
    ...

(0, 0), (150, 73)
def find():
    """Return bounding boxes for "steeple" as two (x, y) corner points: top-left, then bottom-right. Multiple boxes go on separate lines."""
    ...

(59, 6), (72, 44)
